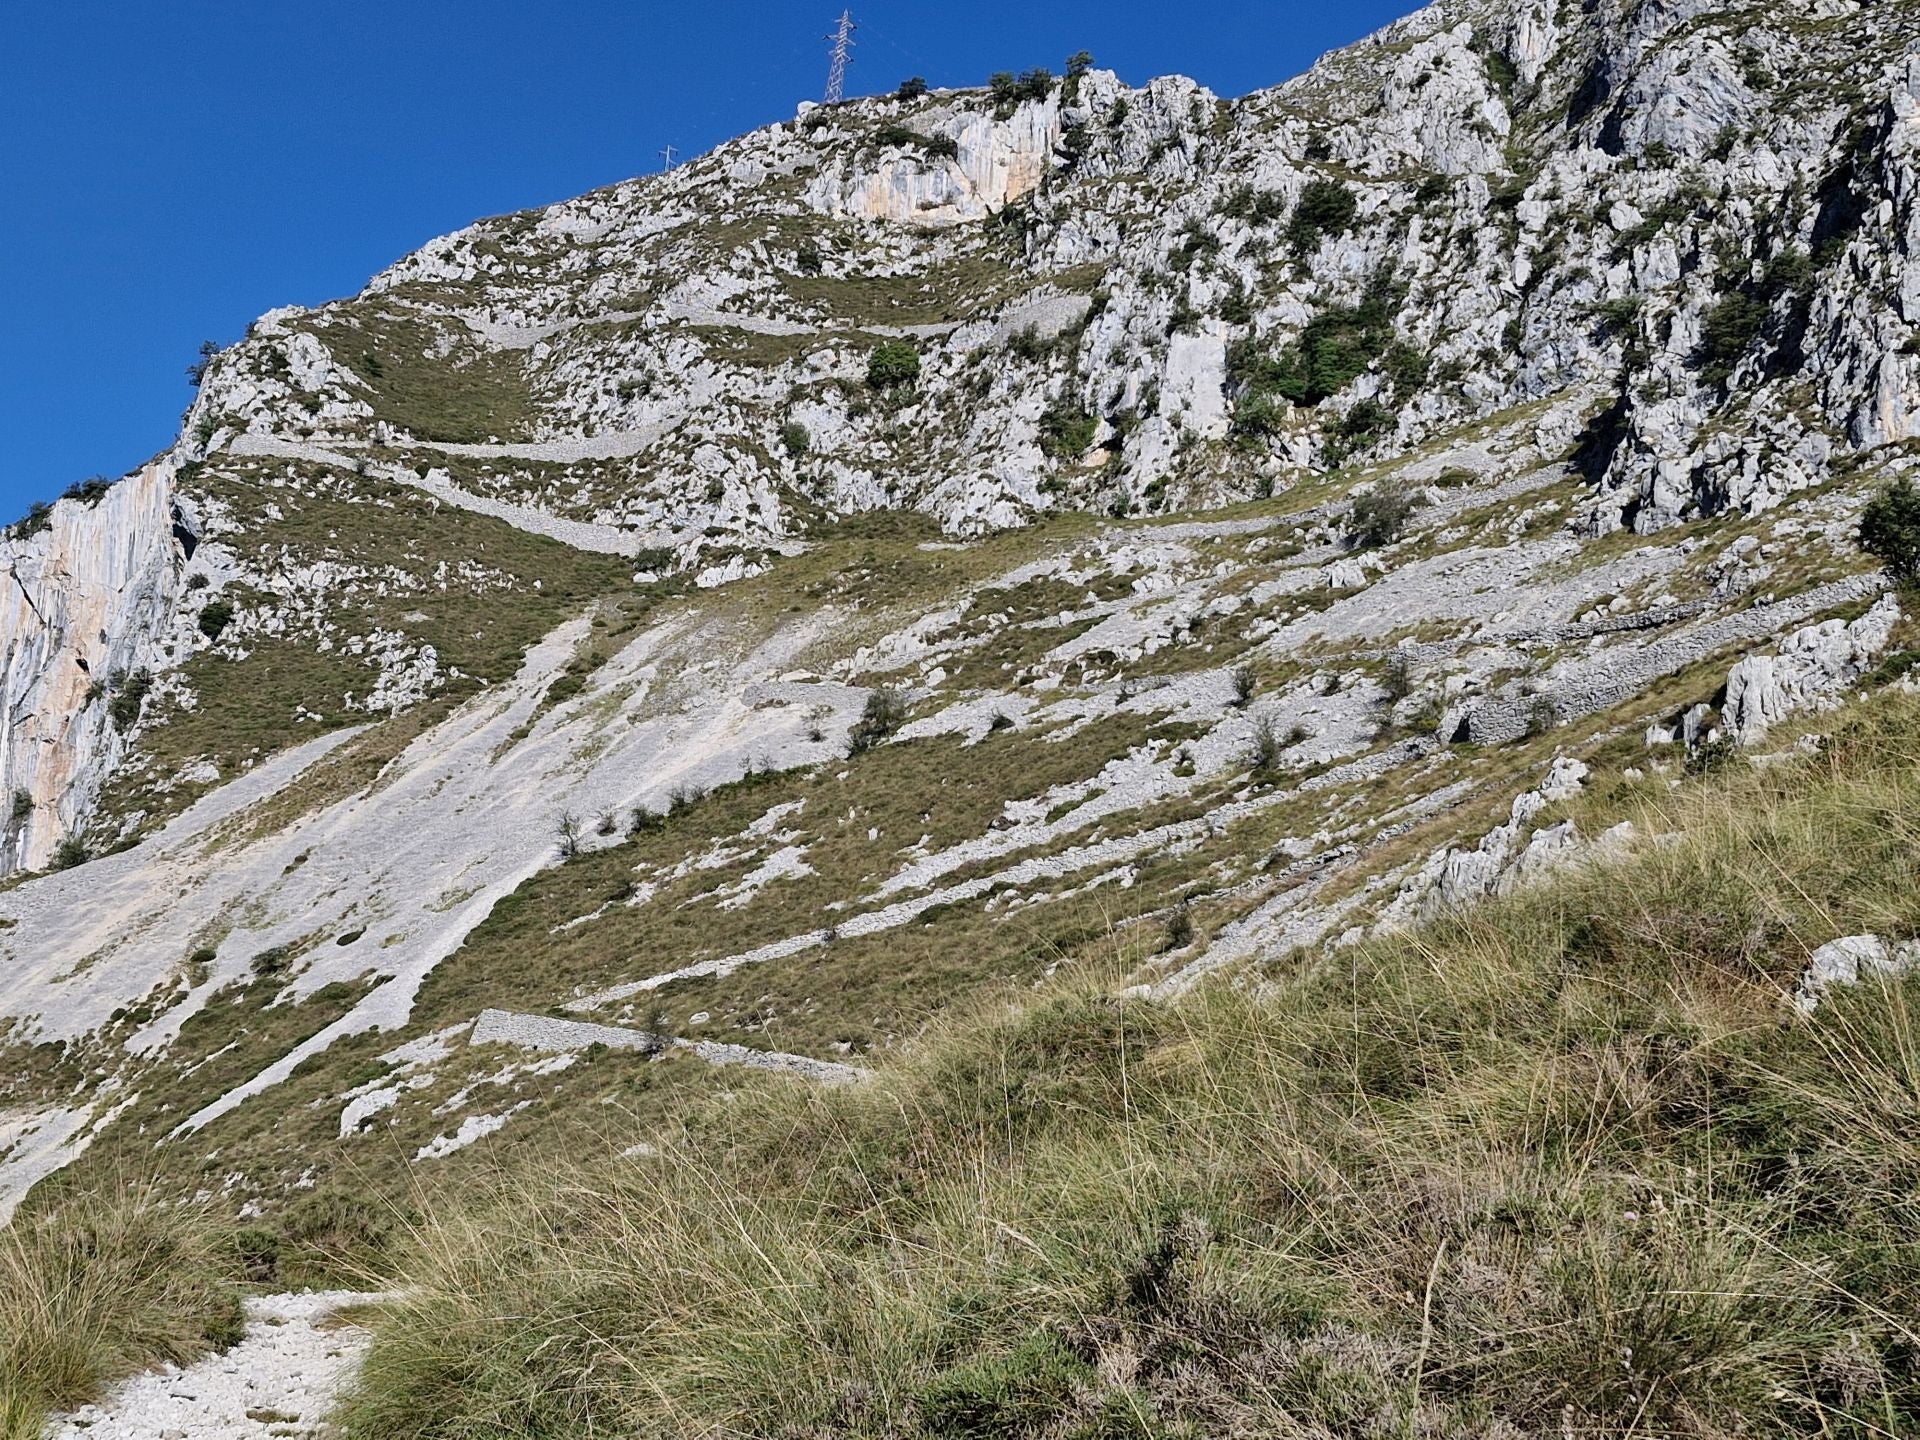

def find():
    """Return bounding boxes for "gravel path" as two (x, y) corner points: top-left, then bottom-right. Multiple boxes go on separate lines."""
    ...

(45, 1291), (380, 1440)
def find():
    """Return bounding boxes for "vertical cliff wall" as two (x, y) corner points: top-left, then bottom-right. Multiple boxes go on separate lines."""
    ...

(0, 461), (184, 872)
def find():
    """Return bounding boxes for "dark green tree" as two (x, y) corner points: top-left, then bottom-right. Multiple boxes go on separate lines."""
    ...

(1859, 477), (1920, 582)
(186, 339), (220, 388)
(1287, 180), (1359, 254)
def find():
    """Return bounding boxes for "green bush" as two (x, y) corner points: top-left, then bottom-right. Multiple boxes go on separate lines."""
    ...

(780, 421), (811, 458)
(197, 597), (236, 641)
(849, 688), (910, 754)
(1859, 477), (1920, 581)
(897, 76), (929, 101)
(1229, 388), (1290, 442)
(867, 342), (922, 391)
(1231, 275), (1406, 430)
(1348, 483), (1423, 548)
(250, 945), (293, 979)
(918, 1335), (1093, 1439)
(1217, 186), (1288, 225)
(1248, 716), (1282, 775)
(1695, 246), (1816, 387)
(875, 125), (958, 161)
(1696, 292), (1769, 387)
(9, 501), (53, 540)
(51, 835), (90, 871)
(1038, 404), (1098, 460)
(1007, 326), (1055, 362)
(1287, 179), (1359, 254)
(185, 339), (220, 389)
(1335, 398), (1397, 448)
(1230, 666), (1256, 708)
(105, 668), (153, 730)
(1484, 49), (1519, 94)
(1594, 295), (1645, 336)
(1016, 68), (1054, 102)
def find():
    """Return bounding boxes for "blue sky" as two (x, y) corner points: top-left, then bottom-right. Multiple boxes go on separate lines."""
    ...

(0, 1), (1414, 516)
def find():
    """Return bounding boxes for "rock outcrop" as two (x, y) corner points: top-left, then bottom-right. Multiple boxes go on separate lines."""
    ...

(1724, 594), (1901, 743)
(0, 460), (185, 871)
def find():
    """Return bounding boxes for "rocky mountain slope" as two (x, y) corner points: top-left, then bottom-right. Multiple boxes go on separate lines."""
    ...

(3, 0), (1920, 1247)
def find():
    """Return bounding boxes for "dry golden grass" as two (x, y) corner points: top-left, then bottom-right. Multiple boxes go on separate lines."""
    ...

(0, 1185), (242, 1439)
(336, 699), (1920, 1438)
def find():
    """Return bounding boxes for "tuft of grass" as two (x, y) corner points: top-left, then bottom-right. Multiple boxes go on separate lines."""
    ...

(339, 700), (1920, 1439)
(0, 1186), (243, 1437)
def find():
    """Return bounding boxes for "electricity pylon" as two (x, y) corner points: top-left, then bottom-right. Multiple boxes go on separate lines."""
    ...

(824, 10), (856, 104)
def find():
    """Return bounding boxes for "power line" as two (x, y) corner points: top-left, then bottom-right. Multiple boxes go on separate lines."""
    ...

(824, 10), (856, 104)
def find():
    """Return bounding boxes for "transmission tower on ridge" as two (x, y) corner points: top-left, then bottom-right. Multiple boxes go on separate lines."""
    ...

(824, 10), (856, 104)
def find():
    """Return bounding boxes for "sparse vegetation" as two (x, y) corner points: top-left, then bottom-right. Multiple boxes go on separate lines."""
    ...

(105, 668), (154, 730)
(875, 124), (959, 161)
(1695, 247), (1816, 388)
(1062, 50), (1094, 104)
(1229, 666), (1256, 708)
(185, 339), (221, 388)
(1381, 651), (1416, 705)
(61, 477), (114, 506)
(1218, 185), (1288, 226)
(1037, 403), (1097, 460)
(197, 597), (236, 641)
(1247, 715), (1282, 773)
(1594, 294), (1645, 336)
(1231, 274), (1408, 435)
(849, 688), (910, 754)
(1287, 178), (1359, 254)
(250, 945), (293, 979)
(8, 501), (53, 541)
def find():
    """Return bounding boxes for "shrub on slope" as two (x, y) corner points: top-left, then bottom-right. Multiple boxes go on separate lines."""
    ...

(341, 703), (1920, 1438)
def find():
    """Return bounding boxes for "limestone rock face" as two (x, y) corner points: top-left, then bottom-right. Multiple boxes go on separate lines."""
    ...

(1796, 933), (1920, 1014)
(805, 93), (1067, 226)
(6, 0), (1920, 872)
(0, 462), (184, 870)
(1723, 595), (1900, 743)
(1390, 757), (1590, 919)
